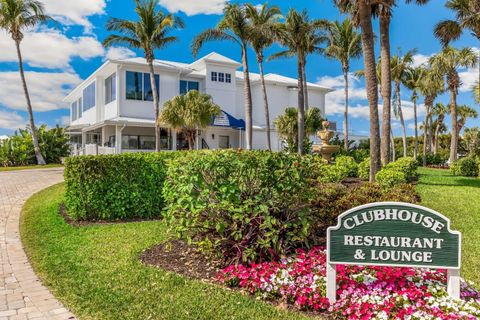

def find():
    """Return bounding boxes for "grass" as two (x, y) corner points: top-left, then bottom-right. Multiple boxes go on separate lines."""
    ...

(20, 168), (480, 319)
(0, 163), (63, 171)
(417, 167), (480, 284)
(20, 184), (311, 320)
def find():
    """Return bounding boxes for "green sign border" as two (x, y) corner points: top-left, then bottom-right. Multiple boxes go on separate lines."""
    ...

(327, 202), (462, 269)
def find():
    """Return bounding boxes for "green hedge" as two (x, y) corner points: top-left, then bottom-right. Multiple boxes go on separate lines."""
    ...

(64, 152), (178, 220)
(375, 157), (418, 188)
(451, 156), (479, 177)
(335, 155), (358, 177)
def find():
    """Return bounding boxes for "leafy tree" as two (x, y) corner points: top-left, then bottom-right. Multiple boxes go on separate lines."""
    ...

(324, 18), (362, 152)
(192, 4), (253, 150)
(159, 90), (221, 150)
(245, 3), (281, 151)
(434, 0), (480, 47)
(103, 0), (183, 152)
(274, 107), (323, 153)
(431, 102), (450, 155)
(457, 105), (478, 134)
(463, 127), (480, 155)
(429, 46), (477, 162)
(0, 0), (54, 165)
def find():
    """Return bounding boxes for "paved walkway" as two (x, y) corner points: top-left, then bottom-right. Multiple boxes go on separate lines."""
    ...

(0, 168), (75, 320)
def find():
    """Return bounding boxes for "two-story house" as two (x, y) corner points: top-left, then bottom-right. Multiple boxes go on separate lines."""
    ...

(64, 52), (332, 154)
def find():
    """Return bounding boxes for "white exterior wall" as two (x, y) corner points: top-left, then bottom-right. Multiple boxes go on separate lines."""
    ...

(204, 63), (237, 117)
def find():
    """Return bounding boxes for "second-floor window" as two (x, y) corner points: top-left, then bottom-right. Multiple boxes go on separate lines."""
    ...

(71, 101), (78, 121)
(83, 82), (96, 111)
(126, 71), (159, 101)
(218, 72), (225, 82)
(211, 71), (231, 83)
(225, 73), (231, 83)
(180, 80), (199, 95)
(105, 73), (116, 104)
(211, 71), (217, 82)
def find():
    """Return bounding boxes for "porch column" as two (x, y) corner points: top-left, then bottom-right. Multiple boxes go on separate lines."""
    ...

(81, 131), (86, 149)
(115, 125), (123, 154)
(101, 126), (106, 146)
(171, 128), (177, 151)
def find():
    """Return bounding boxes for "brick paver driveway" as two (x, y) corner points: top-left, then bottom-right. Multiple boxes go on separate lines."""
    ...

(0, 168), (75, 320)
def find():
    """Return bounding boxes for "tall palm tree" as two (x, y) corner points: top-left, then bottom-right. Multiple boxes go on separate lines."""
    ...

(245, 3), (281, 151)
(431, 102), (449, 155)
(103, 0), (183, 152)
(390, 49), (416, 157)
(335, 0), (380, 181)
(0, 0), (53, 165)
(192, 4), (253, 150)
(429, 46), (477, 162)
(271, 9), (327, 154)
(434, 0), (480, 47)
(324, 18), (362, 152)
(474, 81), (480, 104)
(456, 105), (478, 134)
(418, 68), (444, 166)
(159, 90), (221, 150)
(403, 66), (426, 159)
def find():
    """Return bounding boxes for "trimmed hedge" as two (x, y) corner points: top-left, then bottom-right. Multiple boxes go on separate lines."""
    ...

(375, 157), (418, 188)
(451, 156), (479, 177)
(359, 158), (370, 180)
(64, 152), (178, 220)
(335, 155), (358, 177)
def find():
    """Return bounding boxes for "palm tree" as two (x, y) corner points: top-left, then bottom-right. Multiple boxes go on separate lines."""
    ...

(245, 3), (281, 151)
(324, 19), (362, 152)
(431, 102), (449, 155)
(103, 0), (183, 152)
(0, 0), (53, 165)
(390, 49), (416, 157)
(192, 4), (253, 150)
(271, 9), (328, 154)
(474, 81), (480, 104)
(429, 46), (477, 162)
(456, 105), (478, 134)
(434, 0), (480, 47)
(159, 90), (221, 150)
(403, 66), (426, 159)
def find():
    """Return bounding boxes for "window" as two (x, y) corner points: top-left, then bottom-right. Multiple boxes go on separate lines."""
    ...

(139, 136), (155, 150)
(78, 97), (82, 118)
(105, 73), (116, 104)
(218, 72), (225, 82)
(121, 134), (170, 150)
(211, 71), (217, 82)
(225, 73), (231, 83)
(180, 80), (199, 95)
(143, 73), (160, 101)
(122, 135), (139, 150)
(71, 101), (78, 121)
(219, 135), (230, 149)
(126, 71), (143, 100)
(83, 82), (96, 111)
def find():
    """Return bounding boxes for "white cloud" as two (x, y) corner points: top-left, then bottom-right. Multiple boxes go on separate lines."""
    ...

(0, 71), (82, 112)
(0, 28), (104, 69)
(105, 47), (136, 60)
(0, 135), (9, 140)
(459, 67), (478, 92)
(42, 0), (106, 32)
(411, 53), (431, 68)
(158, 0), (228, 15)
(0, 110), (26, 130)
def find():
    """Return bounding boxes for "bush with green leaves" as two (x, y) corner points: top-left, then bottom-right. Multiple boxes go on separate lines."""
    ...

(375, 168), (407, 189)
(64, 152), (178, 221)
(384, 157), (418, 181)
(451, 156), (479, 177)
(162, 150), (323, 264)
(358, 158), (370, 180)
(334, 155), (358, 177)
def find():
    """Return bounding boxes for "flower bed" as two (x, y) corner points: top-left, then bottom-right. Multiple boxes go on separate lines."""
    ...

(218, 247), (480, 319)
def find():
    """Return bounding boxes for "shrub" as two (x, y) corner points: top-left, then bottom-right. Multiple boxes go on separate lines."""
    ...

(451, 156), (479, 177)
(163, 150), (321, 264)
(375, 168), (407, 189)
(64, 152), (178, 221)
(335, 155), (358, 177)
(358, 158), (370, 180)
(384, 157), (418, 182)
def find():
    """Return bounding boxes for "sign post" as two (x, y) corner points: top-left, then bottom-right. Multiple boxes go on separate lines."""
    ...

(326, 202), (461, 303)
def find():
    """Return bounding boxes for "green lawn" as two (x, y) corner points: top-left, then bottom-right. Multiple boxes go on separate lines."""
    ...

(20, 184), (311, 320)
(20, 168), (480, 319)
(0, 163), (63, 171)
(417, 167), (480, 284)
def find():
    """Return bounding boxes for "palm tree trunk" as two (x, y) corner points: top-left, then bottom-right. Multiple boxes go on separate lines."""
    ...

(297, 56), (305, 155)
(449, 88), (458, 162)
(147, 58), (161, 152)
(15, 40), (46, 165)
(359, 3), (381, 181)
(423, 104), (430, 167)
(343, 67), (349, 151)
(391, 129), (396, 162)
(413, 95), (418, 160)
(302, 62), (309, 111)
(242, 43), (253, 150)
(380, 13), (392, 166)
(257, 55), (271, 151)
(395, 82), (407, 158)
(434, 122), (440, 155)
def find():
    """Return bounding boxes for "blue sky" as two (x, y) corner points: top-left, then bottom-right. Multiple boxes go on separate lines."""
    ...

(0, 0), (478, 137)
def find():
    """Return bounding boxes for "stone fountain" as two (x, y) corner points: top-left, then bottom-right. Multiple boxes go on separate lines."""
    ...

(313, 120), (339, 163)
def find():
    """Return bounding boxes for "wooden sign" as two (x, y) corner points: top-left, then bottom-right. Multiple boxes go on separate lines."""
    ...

(326, 202), (461, 303)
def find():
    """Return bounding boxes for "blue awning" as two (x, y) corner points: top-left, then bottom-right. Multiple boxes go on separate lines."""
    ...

(212, 110), (245, 130)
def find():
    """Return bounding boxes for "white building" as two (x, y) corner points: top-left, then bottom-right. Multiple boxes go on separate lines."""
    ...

(64, 52), (332, 154)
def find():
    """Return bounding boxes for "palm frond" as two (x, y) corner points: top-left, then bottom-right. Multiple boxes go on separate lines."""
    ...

(191, 28), (238, 57)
